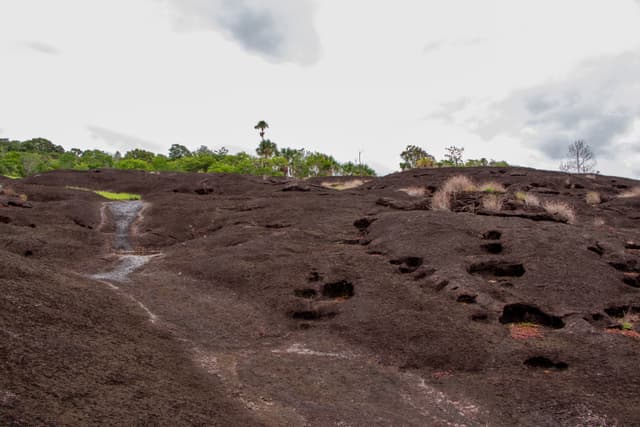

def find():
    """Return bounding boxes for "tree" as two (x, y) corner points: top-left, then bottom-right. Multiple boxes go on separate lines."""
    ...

(400, 145), (435, 170)
(124, 149), (155, 163)
(20, 138), (64, 154)
(444, 146), (464, 166)
(559, 140), (596, 173)
(168, 144), (191, 160)
(254, 120), (269, 142)
(280, 147), (305, 177)
(340, 161), (376, 177)
(256, 139), (279, 158)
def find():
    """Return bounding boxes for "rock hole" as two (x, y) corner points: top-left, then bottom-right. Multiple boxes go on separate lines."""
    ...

(457, 294), (477, 304)
(390, 257), (424, 274)
(289, 309), (337, 321)
(307, 271), (322, 282)
(523, 357), (568, 370)
(353, 217), (376, 231)
(294, 289), (317, 299)
(592, 313), (604, 321)
(499, 303), (564, 329)
(471, 312), (489, 322)
(413, 268), (436, 281)
(623, 273), (640, 288)
(482, 230), (502, 240)
(0, 216), (10, 224)
(587, 244), (604, 256)
(366, 250), (386, 256)
(468, 261), (525, 278)
(434, 280), (449, 292)
(481, 243), (503, 254)
(625, 241), (640, 250)
(322, 281), (354, 299)
(609, 260), (639, 273)
(604, 305), (640, 318)
(23, 250), (33, 257)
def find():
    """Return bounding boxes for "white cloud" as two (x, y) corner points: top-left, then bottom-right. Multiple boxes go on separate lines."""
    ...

(164, 0), (321, 65)
(432, 50), (640, 175)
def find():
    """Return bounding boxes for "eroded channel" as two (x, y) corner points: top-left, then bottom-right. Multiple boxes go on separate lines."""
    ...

(91, 201), (160, 283)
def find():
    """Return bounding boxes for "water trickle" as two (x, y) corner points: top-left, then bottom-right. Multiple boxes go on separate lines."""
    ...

(108, 201), (143, 252)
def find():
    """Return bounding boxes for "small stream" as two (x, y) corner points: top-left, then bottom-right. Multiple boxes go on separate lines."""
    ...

(91, 201), (159, 283)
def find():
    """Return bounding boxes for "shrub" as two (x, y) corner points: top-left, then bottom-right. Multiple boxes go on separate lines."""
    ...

(478, 181), (506, 193)
(320, 179), (367, 191)
(585, 191), (601, 205)
(619, 187), (640, 198)
(431, 190), (451, 211)
(515, 191), (541, 207)
(441, 175), (476, 194)
(482, 195), (503, 212)
(542, 200), (576, 224)
(398, 187), (426, 197)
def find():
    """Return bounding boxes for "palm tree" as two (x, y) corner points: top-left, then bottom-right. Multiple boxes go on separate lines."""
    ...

(254, 121), (269, 142)
(256, 139), (278, 159)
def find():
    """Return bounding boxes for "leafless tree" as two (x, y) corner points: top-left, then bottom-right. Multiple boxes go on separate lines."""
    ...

(559, 140), (596, 173)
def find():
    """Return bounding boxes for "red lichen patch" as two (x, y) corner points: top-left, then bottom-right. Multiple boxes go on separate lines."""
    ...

(606, 329), (640, 339)
(432, 370), (454, 379)
(510, 323), (543, 340)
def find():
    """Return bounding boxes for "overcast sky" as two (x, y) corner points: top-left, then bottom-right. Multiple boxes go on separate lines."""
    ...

(1, 0), (640, 177)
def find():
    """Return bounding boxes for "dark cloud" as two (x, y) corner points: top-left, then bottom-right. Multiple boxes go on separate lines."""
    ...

(469, 51), (640, 160)
(21, 41), (59, 55)
(165, 0), (320, 65)
(87, 126), (162, 152)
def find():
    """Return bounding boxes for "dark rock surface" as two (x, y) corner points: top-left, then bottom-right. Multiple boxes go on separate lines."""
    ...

(2, 167), (640, 426)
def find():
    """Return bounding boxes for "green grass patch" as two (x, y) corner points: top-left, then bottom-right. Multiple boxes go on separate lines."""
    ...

(94, 191), (141, 200)
(66, 186), (141, 200)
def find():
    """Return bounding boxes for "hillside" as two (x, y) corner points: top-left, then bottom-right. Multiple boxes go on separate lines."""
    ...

(1, 167), (640, 426)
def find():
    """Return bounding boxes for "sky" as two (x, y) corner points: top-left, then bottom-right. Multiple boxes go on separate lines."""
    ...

(1, 0), (640, 177)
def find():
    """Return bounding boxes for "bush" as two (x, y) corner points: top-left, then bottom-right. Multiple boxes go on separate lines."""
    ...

(618, 187), (640, 198)
(441, 175), (476, 194)
(478, 181), (506, 193)
(515, 191), (541, 207)
(585, 191), (601, 205)
(431, 190), (451, 211)
(482, 195), (503, 212)
(398, 187), (426, 197)
(543, 200), (576, 224)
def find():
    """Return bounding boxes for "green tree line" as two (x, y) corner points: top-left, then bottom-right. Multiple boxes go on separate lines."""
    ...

(0, 137), (376, 179)
(399, 144), (509, 170)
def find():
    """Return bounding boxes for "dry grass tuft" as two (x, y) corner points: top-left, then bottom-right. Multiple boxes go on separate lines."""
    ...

(321, 179), (367, 191)
(593, 217), (606, 227)
(543, 200), (576, 224)
(478, 181), (506, 193)
(618, 187), (640, 198)
(1, 187), (17, 197)
(585, 191), (601, 205)
(431, 190), (451, 211)
(441, 175), (476, 194)
(398, 186), (426, 197)
(515, 191), (541, 207)
(510, 323), (543, 340)
(482, 195), (503, 212)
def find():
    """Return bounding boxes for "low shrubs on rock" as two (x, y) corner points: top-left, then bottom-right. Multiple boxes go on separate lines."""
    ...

(585, 191), (601, 205)
(542, 200), (576, 224)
